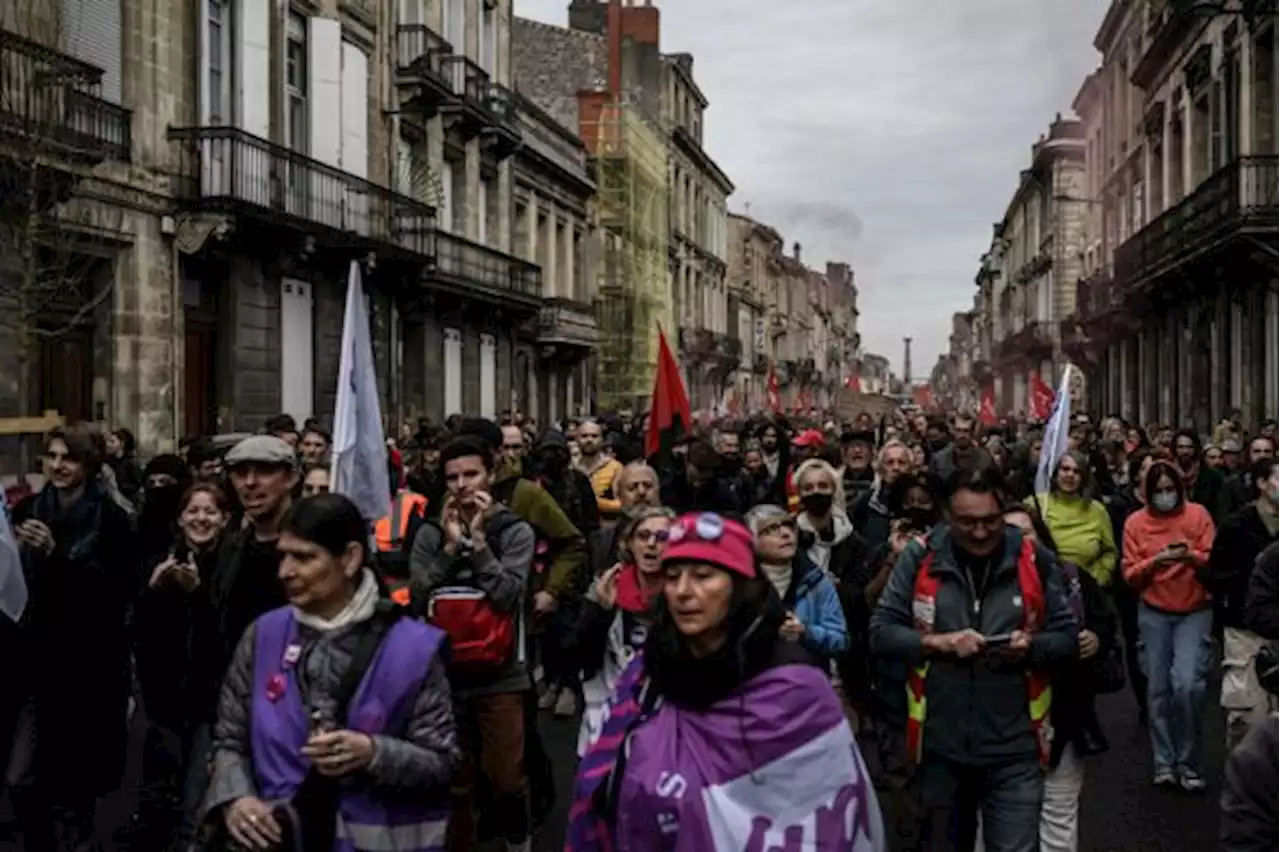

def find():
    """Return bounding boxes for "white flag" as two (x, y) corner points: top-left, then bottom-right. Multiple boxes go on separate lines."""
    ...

(330, 262), (392, 522)
(0, 506), (28, 623)
(1034, 365), (1074, 496)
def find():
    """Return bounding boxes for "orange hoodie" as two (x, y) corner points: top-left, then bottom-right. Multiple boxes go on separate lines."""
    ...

(1122, 502), (1216, 613)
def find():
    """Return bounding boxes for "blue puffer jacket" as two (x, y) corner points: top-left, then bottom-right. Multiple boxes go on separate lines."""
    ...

(781, 554), (850, 665)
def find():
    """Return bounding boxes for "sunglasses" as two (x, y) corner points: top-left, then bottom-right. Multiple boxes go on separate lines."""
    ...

(632, 528), (670, 544)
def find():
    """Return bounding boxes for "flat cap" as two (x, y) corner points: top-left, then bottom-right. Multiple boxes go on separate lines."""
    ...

(224, 435), (297, 469)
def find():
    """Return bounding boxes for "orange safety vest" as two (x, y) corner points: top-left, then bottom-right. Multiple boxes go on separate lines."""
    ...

(374, 491), (428, 554)
(905, 537), (1053, 767)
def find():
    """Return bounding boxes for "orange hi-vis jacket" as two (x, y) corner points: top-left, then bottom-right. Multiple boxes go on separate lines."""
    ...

(376, 491), (427, 606)
(905, 536), (1054, 768)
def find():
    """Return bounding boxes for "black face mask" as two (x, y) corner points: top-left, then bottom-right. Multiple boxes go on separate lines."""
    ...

(536, 452), (568, 475)
(800, 493), (834, 517)
(721, 453), (741, 472)
(929, 438), (950, 453)
(904, 506), (937, 532)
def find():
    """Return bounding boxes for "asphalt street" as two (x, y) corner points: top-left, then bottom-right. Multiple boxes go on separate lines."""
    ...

(0, 679), (1231, 852)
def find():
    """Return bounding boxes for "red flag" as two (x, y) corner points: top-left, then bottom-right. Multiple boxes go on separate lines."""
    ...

(979, 386), (998, 427)
(766, 366), (781, 413)
(644, 330), (692, 458)
(727, 388), (741, 415)
(912, 384), (933, 409)
(1028, 371), (1055, 420)
(845, 370), (861, 392)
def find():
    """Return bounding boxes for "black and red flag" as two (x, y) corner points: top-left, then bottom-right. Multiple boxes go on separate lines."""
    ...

(645, 329), (692, 458)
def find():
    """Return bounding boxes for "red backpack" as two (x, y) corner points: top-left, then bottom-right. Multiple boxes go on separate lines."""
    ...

(426, 515), (525, 672)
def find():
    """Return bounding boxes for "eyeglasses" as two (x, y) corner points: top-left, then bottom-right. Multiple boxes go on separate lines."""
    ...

(759, 520), (797, 536)
(632, 528), (670, 544)
(950, 515), (1005, 533)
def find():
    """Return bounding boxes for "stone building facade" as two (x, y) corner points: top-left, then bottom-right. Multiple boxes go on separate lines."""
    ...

(1064, 1), (1277, 429)
(0, 0), (181, 470)
(0, 0), (585, 465)
(511, 92), (599, 422)
(661, 52), (734, 411)
(987, 116), (1087, 413)
(726, 212), (779, 408)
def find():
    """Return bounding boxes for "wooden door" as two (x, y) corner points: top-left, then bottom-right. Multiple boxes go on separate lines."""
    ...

(184, 323), (218, 437)
(39, 331), (92, 423)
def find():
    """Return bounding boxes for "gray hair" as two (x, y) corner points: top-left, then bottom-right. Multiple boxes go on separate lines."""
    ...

(618, 506), (677, 562)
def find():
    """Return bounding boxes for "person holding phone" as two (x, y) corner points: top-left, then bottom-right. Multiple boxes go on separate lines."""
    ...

(130, 483), (231, 850)
(1122, 460), (1216, 792)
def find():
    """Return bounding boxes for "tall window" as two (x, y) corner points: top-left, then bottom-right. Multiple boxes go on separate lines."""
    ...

(1254, 30), (1277, 155)
(285, 13), (308, 153)
(480, 4), (496, 75)
(207, 0), (232, 123)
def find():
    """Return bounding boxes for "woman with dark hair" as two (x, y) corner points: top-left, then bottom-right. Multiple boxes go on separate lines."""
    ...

(567, 512), (884, 851)
(105, 426), (143, 503)
(6, 424), (140, 851)
(131, 482), (231, 850)
(1122, 460), (1216, 792)
(202, 493), (459, 851)
(1000, 504), (1115, 852)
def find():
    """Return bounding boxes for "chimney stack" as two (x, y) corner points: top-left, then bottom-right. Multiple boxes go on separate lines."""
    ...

(793, 242), (802, 264)
(903, 337), (913, 387)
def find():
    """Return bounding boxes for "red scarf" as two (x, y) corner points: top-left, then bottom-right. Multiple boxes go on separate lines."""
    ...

(614, 562), (661, 613)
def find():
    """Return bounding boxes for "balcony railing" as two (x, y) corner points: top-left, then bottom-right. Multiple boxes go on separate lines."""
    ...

(1131, 0), (1205, 89)
(168, 126), (435, 257)
(432, 230), (541, 300)
(1114, 155), (1279, 288)
(396, 24), (453, 82)
(538, 297), (598, 347)
(441, 55), (489, 104)
(0, 27), (131, 162)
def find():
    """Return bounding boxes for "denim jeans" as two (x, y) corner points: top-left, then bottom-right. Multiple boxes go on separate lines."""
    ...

(131, 719), (212, 851)
(1137, 603), (1213, 775)
(917, 758), (1044, 852)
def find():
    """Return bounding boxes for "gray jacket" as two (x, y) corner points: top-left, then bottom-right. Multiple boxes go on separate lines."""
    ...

(204, 615), (460, 816)
(409, 507), (536, 697)
(869, 525), (1078, 766)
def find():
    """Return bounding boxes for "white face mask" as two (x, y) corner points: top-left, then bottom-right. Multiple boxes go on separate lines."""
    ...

(1152, 492), (1179, 512)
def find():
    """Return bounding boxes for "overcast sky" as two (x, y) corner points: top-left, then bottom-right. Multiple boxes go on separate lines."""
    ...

(513, 0), (1110, 376)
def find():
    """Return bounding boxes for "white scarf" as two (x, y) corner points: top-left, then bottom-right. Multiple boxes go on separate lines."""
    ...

(294, 568), (380, 632)
(762, 561), (793, 602)
(796, 512), (854, 575)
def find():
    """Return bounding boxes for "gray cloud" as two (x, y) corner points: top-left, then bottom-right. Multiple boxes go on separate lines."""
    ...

(514, 0), (1109, 374)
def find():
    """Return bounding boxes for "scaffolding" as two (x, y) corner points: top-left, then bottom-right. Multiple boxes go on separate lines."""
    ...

(582, 97), (671, 411)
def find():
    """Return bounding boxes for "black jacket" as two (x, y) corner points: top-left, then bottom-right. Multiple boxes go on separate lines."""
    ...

(1219, 714), (1279, 852)
(1245, 542), (1279, 641)
(1208, 505), (1278, 630)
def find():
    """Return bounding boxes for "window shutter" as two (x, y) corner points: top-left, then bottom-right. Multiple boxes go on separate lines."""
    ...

(309, 17), (343, 167)
(61, 0), (122, 103)
(197, 0), (211, 125)
(340, 42), (369, 179)
(235, 0), (270, 136)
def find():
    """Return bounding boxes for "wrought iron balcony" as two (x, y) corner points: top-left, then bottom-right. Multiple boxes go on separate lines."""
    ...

(395, 25), (457, 117)
(481, 82), (521, 160)
(1131, 0), (1206, 90)
(996, 320), (1055, 362)
(168, 126), (435, 258)
(440, 55), (491, 139)
(429, 230), (541, 307)
(1114, 155), (1278, 290)
(537, 297), (598, 349)
(0, 28), (131, 163)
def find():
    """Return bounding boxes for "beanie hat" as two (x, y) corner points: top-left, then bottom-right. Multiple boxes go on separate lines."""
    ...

(660, 512), (756, 579)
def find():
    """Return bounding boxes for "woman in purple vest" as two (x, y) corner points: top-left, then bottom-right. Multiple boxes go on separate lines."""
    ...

(201, 493), (460, 851)
(567, 511), (886, 852)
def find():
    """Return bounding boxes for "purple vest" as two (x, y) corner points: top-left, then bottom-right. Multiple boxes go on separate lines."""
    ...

(250, 607), (449, 852)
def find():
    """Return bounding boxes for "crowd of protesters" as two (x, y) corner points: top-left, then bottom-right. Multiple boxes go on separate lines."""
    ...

(0, 404), (1276, 852)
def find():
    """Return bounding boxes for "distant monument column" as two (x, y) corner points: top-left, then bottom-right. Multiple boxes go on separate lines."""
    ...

(903, 337), (913, 387)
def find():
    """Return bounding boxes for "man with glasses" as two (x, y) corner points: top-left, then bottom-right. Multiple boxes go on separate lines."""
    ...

(870, 463), (1078, 852)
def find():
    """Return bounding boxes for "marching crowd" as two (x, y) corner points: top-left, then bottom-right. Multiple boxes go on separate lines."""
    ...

(0, 405), (1277, 852)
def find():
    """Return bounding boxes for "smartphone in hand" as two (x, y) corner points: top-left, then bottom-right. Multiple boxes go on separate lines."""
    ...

(984, 633), (1014, 647)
